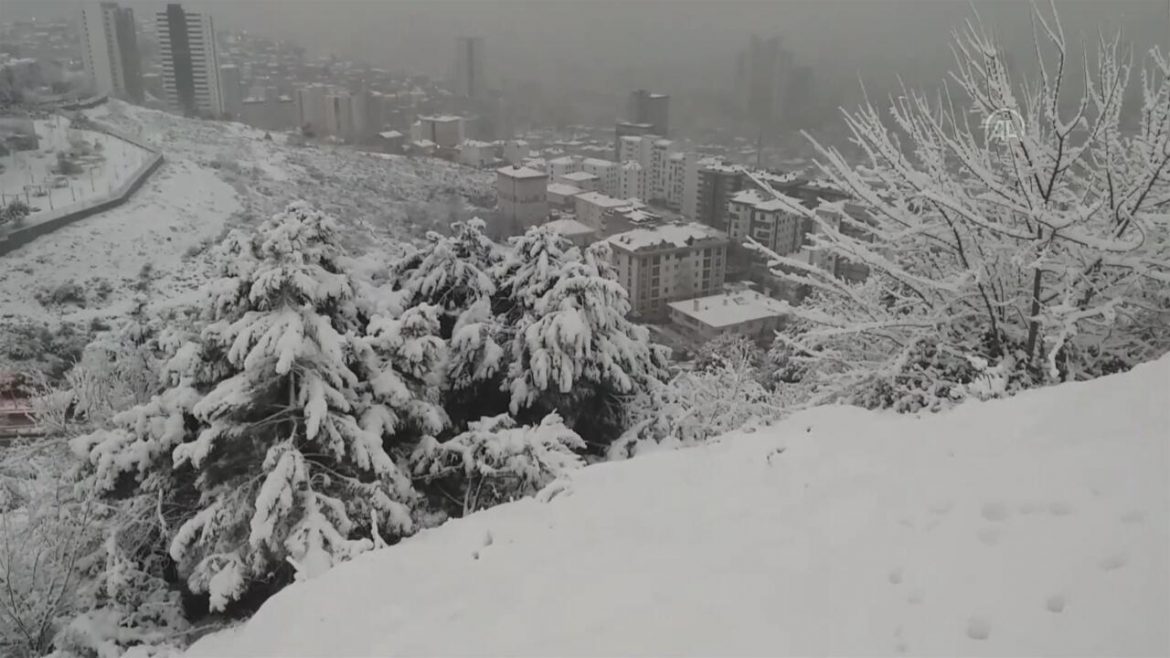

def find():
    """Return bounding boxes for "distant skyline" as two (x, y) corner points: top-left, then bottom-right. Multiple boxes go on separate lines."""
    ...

(6, 1), (1169, 105)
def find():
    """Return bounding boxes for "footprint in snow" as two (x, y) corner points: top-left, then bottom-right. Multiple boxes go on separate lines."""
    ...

(1045, 594), (1066, 613)
(888, 568), (904, 585)
(981, 502), (1010, 522)
(1098, 552), (1128, 571)
(966, 616), (991, 641)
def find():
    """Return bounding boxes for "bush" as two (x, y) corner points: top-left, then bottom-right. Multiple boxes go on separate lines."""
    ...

(54, 153), (83, 176)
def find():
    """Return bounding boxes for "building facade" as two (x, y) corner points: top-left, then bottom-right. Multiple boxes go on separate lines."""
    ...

(667, 290), (787, 342)
(627, 89), (669, 136)
(453, 36), (485, 99)
(696, 163), (744, 231)
(606, 223), (728, 319)
(156, 3), (223, 116)
(219, 63), (242, 117)
(496, 165), (549, 237)
(79, 2), (143, 102)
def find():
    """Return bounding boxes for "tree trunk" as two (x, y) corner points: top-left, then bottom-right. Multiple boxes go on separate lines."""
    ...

(1024, 267), (1043, 368)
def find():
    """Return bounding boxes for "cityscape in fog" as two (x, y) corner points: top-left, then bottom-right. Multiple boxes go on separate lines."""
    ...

(0, 2), (1167, 657)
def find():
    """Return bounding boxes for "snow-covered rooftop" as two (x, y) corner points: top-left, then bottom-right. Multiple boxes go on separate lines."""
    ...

(581, 157), (615, 168)
(545, 218), (596, 236)
(668, 290), (788, 328)
(560, 171), (598, 182)
(575, 191), (627, 209)
(548, 155), (577, 165)
(606, 222), (727, 253)
(497, 165), (547, 180)
(378, 130), (403, 139)
(546, 183), (583, 197)
(419, 114), (464, 123)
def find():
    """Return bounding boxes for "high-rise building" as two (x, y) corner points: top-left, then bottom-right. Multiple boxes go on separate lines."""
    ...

(324, 91), (354, 139)
(454, 36), (485, 99)
(156, 4), (223, 116)
(696, 163), (745, 231)
(79, 2), (143, 102)
(219, 63), (242, 117)
(294, 84), (327, 134)
(627, 89), (669, 136)
(735, 35), (798, 131)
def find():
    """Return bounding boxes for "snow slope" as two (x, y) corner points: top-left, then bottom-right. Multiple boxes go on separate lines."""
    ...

(0, 100), (494, 369)
(188, 357), (1170, 657)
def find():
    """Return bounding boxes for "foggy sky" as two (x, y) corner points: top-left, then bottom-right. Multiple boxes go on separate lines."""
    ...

(7, 0), (1169, 103)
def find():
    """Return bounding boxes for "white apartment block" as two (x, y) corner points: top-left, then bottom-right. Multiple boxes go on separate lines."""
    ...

(619, 161), (645, 200)
(79, 2), (142, 102)
(574, 191), (628, 232)
(606, 223), (729, 319)
(294, 84), (327, 134)
(649, 139), (673, 202)
(324, 91), (355, 139)
(581, 157), (619, 197)
(416, 115), (465, 149)
(496, 165), (549, 237)
(156, 3), (223, 116)
(548, 155), (579, 181)
(668, 290), (787, 342)
(557, 171), (599, 193)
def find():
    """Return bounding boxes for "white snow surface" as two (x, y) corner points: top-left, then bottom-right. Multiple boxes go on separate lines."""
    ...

(188, 357), (1170, 657)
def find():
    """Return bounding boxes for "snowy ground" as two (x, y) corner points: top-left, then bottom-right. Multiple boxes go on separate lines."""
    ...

(0, 117), (150, 220)
(0, 100), (494, 371)
(188, 357), (1169, 657)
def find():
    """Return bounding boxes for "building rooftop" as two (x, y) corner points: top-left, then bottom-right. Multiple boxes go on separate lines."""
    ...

(576, 191), (628, 209)
(545, 218), (597, 237)
(560, 171), (599, 182)
(548, 155), (577, 165)
(668, 290), (788, 329)
(419, 114), (464, 123)
(547, 183), (583, 197)
(378, 130), (403, 139)
(497, 165), (548, 180)
(581, 157), (616, 168)
(606, 222), (727, 253)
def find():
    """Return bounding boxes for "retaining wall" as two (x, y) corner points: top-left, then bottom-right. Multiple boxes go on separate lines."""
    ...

(0, 119), (164, 257)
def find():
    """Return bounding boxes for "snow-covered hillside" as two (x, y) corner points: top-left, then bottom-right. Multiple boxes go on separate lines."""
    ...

(188, 357), (1169, 657)
(0, 100), (494, 371)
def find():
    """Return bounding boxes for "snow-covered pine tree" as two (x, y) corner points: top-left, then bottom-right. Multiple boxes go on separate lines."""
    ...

(74, 201), (445, 612)
(504, 239), (670, 448)
(748, 5), (1170, 411)
(492, 224), (580, 322)
(387, 219), (509, 428)
(389, 218), (500, 337)
(411, 412), (584, 515)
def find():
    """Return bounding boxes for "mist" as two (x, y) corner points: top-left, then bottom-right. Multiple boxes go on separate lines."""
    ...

(9, 0), (1168, 107)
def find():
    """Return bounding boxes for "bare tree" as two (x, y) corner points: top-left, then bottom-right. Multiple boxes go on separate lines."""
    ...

(751, 2), (1170, 411)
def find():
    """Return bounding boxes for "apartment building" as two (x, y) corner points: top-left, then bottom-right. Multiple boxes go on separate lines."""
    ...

(606, 223), (729, 319)
(496, 164), (549, 237)
(79, 2), (143, 102)
(667, 289), (787, 342)
(156, 3), (223, 116)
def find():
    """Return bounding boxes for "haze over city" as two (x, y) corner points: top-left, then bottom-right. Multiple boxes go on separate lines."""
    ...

(0, 2), (1167, 657)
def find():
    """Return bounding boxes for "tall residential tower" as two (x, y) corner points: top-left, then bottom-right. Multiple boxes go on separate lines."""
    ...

(79, 2), (143, 102)
(156, 3), (223, 116)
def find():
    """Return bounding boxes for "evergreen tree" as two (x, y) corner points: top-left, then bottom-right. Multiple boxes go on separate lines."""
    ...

(73, 201), (446, 612)
(503, 239), (669, 447)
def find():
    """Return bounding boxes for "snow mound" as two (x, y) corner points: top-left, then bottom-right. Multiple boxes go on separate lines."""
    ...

(188, 358), (1170, 657)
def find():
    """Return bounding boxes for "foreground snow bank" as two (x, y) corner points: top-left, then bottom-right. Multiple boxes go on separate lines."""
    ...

(188, 358), (1169, 657)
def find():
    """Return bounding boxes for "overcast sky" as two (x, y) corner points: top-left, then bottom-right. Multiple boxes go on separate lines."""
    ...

(8, 0), (1169, 100)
